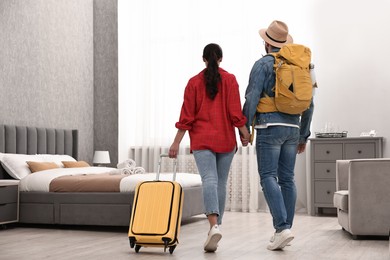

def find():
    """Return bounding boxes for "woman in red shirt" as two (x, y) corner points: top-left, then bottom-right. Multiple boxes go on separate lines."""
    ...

(169, 43), (250, 252)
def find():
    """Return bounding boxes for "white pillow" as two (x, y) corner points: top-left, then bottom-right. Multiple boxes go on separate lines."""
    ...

(37, 154), (76, 167)
(1, 154), (43, 180)
(1, 153), (77, 179)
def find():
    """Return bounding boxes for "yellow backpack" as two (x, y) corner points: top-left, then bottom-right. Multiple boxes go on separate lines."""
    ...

(257, 44), (313, 115)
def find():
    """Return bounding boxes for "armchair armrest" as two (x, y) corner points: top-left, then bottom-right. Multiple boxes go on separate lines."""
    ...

(336, 160), (350, 191)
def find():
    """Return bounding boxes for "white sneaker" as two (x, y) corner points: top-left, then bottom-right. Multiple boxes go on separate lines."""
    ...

(267, 229), (294, 250)
(270, 234), (292, 246)
(204, 225), (222, 252)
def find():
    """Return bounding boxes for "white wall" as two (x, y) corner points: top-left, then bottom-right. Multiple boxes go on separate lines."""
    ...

(118, 0), (390, 211)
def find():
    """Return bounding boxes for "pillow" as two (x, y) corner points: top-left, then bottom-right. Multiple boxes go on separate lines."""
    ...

(27, 161), (59, 173)
(62, 161), (90, 168)
(1, 153), (44, 179)
(38, 154), (77, 167)
(0, 153), (77, 179)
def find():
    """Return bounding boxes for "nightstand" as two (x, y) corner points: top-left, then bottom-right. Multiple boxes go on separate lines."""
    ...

(0, 180), (19, 225)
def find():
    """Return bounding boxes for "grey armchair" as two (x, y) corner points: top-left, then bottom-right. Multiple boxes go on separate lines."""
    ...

(334, 159), (390, 238)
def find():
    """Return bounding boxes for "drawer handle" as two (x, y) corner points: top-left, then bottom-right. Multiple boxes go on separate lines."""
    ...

(326, 151), (330, 154)
(326, 169), (330, 173)
(358, 150), (362, 154)
(326, 191), (331, 195)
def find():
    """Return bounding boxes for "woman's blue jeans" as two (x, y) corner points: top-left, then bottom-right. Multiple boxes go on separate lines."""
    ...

(193, 149), (235, 225)
(256, 126), (299, 232)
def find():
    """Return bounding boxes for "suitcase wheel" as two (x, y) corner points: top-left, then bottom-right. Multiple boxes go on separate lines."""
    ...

(169, 245), (176, 254)
(135, 245), (141, 253)
(129, 237), (136, 248)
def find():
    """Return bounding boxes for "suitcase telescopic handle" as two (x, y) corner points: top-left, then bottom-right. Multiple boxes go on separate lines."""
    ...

(156, 154), (177, 181)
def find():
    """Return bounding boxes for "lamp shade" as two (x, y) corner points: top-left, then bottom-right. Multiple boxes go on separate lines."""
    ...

(93, 151), (110, 164)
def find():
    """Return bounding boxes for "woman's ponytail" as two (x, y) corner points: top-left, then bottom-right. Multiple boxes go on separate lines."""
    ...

(203, 43), (223, 100)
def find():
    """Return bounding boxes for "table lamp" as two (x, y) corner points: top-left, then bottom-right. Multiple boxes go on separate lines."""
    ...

(93, 151), (110, 166)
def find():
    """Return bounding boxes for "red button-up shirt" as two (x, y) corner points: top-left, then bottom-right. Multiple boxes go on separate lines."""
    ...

(175, 68), (247, 153)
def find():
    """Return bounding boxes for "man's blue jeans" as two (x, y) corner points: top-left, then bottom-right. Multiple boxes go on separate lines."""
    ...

(193, 149), (235, 225)
(256, 126), (299, 232)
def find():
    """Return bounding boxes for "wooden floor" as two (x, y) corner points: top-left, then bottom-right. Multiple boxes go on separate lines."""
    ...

(1, 211), (389, 260)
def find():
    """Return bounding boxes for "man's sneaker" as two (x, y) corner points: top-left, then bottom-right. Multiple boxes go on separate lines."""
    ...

(204, 225), (222, 252)
(267, 229), (294, 250)
(270, 234), (292, 246)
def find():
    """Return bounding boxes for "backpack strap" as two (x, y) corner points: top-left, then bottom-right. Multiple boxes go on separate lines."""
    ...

(256, 52), (280, 113)
(257, 94), (277, 113)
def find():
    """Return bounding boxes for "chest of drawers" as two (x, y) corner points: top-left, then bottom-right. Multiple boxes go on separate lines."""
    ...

(309, 137), (383, 215)
(0, 180), (19, 225)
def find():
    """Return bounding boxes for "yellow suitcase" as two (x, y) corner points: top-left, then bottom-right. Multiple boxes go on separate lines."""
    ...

(128, 154), (184, 254)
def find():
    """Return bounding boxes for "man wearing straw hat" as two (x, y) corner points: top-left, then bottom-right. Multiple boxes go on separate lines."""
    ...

(243, 20), (314, 250)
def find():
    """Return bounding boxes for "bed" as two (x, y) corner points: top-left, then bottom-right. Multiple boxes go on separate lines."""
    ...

(0, 125), (204, 226)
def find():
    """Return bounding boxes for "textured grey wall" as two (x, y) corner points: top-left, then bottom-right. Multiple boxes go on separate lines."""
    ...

(0, 0), (118, 164)
(93, 0), (118, 167)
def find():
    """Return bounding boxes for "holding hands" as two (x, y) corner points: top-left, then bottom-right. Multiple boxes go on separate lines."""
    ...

(240, 135), (250, 147)
(239, 126), (251, 147)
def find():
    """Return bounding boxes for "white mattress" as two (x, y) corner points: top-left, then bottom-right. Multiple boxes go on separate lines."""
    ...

(19, 167), (202, 192)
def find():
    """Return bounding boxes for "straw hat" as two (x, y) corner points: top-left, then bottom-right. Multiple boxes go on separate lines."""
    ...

(259, 20), (293, 48)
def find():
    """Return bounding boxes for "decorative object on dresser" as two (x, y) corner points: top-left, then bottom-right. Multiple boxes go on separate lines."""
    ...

(0, 180), (19, 225)
(309, 137), (383, 216)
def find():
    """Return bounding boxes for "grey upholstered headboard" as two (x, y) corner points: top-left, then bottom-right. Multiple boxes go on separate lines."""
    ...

(0, 125), (78, 179)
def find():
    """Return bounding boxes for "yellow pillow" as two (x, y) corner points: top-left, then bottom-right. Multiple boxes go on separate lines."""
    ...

(27, 161), (59, 173)
(62, 161), (90, 168)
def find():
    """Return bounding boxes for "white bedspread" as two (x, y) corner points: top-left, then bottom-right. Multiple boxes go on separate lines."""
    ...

(19, 167), (202, 192)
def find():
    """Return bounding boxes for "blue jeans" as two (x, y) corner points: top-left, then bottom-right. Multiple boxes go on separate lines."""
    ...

(256, 126), (299, 232)
(193, 149), (235, 225)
